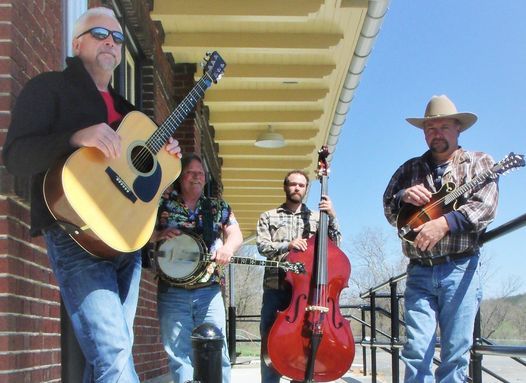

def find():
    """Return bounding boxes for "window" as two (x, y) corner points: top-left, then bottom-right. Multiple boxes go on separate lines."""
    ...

(64, 1), (87, 61)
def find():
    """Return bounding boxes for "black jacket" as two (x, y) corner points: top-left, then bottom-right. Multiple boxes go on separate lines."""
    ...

(3, 56), (135, 235)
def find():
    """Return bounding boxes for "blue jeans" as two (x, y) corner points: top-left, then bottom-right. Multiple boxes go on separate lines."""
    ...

(402, 254), (482, 383)
(43, 227), (141, 383)
(157, 281), (230, 383)
(260, 288), (292, 383)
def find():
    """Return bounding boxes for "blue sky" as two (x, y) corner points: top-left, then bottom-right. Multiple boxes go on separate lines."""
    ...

(307, 0), (526, 298)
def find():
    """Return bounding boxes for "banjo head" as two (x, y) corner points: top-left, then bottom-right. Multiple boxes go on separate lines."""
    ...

(156, 233), (206, 284)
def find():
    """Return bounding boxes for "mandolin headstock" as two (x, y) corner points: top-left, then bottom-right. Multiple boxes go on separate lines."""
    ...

(493, 152), (525, 175)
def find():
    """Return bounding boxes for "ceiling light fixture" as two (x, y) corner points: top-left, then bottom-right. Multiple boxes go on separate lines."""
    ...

(254, 125), (286, 148)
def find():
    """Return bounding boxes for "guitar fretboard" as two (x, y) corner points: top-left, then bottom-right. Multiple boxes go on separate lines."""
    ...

(146, 73), (214, 154)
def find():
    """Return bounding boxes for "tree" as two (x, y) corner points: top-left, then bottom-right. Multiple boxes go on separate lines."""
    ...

(224, 244), (265, 342)
(479, 250), (525, 339)
(344, 227), (407, 341)
(347, 227), (406, 296)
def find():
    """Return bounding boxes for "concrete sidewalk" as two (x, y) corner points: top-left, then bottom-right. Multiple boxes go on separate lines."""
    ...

(231, 357), (384, 383)
(148, 345), (387, 383)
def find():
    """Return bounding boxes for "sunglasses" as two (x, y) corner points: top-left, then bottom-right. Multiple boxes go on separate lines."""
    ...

(77, 27), (124, 45)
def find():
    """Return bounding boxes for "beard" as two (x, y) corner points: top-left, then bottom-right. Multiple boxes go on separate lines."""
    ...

(286, 191), (304, 204)
(97, 52), (119, 71)
(429, 138), (450, 154)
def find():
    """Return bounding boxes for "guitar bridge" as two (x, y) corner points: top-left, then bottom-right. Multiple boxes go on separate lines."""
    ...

(105, 167), (137, 203)
(306, 305), (329, 313)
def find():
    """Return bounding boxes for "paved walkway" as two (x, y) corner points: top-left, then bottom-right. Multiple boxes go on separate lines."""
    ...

(154, 348), (525, 382)
(231, 357), (383, 383)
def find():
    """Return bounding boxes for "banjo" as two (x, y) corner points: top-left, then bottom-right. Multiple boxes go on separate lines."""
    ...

(152, 232), (305, 287)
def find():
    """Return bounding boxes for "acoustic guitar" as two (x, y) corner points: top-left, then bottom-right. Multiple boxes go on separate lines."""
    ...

(43, 52), (226, 257)
(397, 152), (524, 243)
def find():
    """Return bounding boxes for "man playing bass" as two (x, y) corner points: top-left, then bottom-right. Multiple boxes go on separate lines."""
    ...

(256, 169), (341, 383)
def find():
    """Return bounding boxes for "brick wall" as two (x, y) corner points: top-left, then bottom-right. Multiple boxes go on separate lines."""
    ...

(0, 0), (219, 381)
(172, 63), (202, 154)
(0, 2), (64, 382)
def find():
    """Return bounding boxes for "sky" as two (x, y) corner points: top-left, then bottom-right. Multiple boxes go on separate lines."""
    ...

(306, 0), (526, 298)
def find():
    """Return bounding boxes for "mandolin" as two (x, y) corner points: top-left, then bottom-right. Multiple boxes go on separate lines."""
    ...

(397, 152), (525, 243)
(43, 52), (226, 257)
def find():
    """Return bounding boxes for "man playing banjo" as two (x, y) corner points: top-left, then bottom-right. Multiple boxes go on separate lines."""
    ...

(150, 153), (243, 383)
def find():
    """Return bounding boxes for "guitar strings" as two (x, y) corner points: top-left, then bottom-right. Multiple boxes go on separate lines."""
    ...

(135, 73), (211, 166)
(164, 251), (294, 269)
(405, 169), (492, 228)
(129, 76), (211, 170)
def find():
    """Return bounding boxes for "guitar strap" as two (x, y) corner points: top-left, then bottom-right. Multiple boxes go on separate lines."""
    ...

(201, 197), (214, 251)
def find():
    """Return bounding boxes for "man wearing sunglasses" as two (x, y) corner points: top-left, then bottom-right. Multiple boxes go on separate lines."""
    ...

(3, 7), (181, 383)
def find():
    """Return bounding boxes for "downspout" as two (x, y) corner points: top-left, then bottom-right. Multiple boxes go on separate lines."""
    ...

(326, 0), (390, 163)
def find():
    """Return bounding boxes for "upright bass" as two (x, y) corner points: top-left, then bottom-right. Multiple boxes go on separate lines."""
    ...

(266, 146), (355, 382)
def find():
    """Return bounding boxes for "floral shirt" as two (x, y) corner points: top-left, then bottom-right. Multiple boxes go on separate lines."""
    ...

(383, 148), (499, 259)
(156, 190), (238, 287)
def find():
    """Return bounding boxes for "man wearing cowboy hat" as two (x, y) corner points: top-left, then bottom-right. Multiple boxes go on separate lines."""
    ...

(383, 95), (499, 382)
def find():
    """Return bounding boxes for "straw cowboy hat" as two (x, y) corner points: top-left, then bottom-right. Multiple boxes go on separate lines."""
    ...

(406, 95), (478, 132)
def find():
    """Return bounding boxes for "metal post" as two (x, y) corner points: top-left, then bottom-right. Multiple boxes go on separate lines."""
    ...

(228, 263), (237, 364)
(228, 306), (237, 364)
(370, 291), (377, 383)
(191, 323), (224, 383)
(470, 310), (483, 383)
(361, 307), (367, 376)
(390, 281), (400, 383)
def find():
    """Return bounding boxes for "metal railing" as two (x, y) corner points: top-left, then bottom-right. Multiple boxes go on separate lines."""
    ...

(228, 212), (526, 382)
(357, 212), (526, 382)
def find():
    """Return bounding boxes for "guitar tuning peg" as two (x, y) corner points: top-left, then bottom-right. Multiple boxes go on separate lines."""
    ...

(205, 51), (211, 57)
(199, 61), (205, 68)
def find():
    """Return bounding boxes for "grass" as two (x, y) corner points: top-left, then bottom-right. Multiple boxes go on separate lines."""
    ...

(235, 342), (261, 357)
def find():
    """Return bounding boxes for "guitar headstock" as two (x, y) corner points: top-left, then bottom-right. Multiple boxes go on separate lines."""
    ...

(494, 152), (525, 175)
(316, 145), (330, 179)
(203, 51), (226, 83)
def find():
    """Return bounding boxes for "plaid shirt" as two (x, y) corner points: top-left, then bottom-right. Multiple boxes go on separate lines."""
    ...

(383, 148), (499, 259)
(257, 203), (341, 289)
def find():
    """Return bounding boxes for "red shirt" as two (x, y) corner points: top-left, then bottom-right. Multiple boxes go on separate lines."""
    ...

(100, 91), (122, 129)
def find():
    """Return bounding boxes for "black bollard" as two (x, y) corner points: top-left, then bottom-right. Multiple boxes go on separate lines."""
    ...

(191, 322), (224, 383)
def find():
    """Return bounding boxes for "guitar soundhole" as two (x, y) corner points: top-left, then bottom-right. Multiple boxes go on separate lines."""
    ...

(130, 145), (154, 173)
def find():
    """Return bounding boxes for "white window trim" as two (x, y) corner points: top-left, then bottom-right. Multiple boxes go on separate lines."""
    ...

(65, 0), (88, 59)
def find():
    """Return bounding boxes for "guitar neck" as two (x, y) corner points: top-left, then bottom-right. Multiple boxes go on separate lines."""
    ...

(145, 73), (213, 154)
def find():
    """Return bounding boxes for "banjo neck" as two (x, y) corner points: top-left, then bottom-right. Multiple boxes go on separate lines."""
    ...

(154, 233), (306, 288)
(204, 254), (305, 275)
